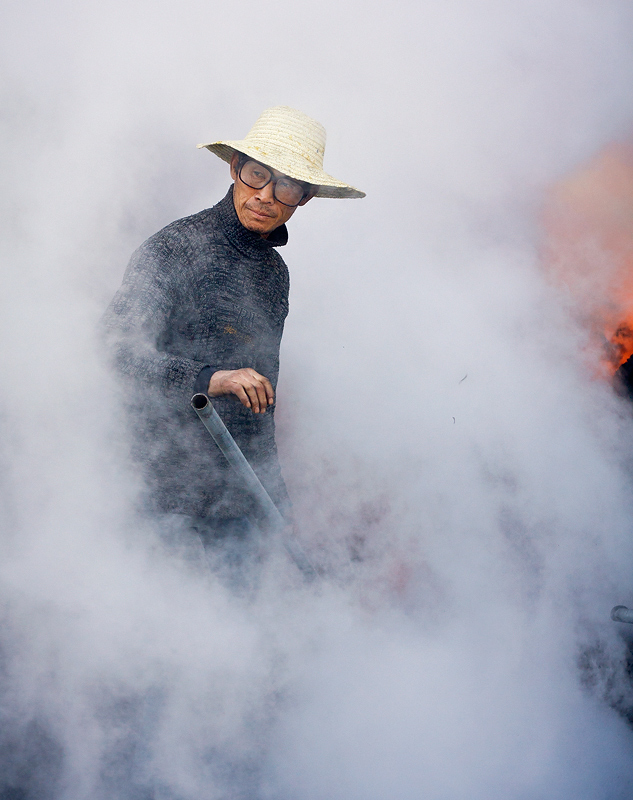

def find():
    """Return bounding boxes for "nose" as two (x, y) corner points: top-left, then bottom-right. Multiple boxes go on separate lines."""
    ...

(254, 181), (275, 204)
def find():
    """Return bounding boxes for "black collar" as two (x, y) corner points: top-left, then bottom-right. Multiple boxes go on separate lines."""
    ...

(215, 186), (288, 257)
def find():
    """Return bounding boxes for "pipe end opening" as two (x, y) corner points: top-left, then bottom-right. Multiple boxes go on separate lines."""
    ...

(191, 393), (210, 411)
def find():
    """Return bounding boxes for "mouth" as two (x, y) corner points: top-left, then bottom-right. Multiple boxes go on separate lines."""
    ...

(247, 207), (275, 219)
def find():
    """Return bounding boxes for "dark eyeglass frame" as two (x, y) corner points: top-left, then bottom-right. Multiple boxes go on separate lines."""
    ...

(238, 159), (310, 207)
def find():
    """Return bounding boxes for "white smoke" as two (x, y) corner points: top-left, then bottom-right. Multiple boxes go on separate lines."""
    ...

(2, 0), (633, 797)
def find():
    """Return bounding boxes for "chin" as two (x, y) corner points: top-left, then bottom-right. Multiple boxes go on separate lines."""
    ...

(247, 221), (273, 234)
(240, 212), (276, 234)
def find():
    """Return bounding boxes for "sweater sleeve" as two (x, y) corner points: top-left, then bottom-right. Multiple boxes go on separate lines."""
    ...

(102, 237), (209, 402)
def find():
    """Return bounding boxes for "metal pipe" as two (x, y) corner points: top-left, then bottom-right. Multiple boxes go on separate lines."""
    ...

(191, 393), (316, 577)
(191, 393), (284, 528)
(611, 605), (633, 623)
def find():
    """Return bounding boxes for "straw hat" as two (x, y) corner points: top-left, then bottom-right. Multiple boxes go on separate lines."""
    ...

(197, 106), (365, 199)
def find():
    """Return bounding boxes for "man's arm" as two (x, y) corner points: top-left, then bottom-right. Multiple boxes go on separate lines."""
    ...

(103, 241), (209, 400)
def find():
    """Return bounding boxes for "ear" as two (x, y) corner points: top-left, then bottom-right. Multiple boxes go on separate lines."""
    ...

(298, 186), (318, 206)
(229, 152), (241, 181)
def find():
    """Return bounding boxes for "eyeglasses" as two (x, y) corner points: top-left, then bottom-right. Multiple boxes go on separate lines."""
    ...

(238, 159), (309, 207)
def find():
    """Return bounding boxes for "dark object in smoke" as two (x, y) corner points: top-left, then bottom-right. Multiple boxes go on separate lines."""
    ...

(611, 605), (633, 623)
(192, 393), (316, 578)
(614, 353), (633, 401)
(0, 719), (63, 800)
(578, 635), (633, 731)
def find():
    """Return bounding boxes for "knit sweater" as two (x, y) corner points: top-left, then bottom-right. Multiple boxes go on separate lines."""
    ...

(103, 186), (291, 519)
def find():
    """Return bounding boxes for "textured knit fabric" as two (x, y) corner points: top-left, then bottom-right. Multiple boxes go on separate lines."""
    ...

(103, 186), (291, 520)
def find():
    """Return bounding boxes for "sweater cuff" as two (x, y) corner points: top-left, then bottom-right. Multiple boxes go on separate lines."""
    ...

(194, 365), (216, 395)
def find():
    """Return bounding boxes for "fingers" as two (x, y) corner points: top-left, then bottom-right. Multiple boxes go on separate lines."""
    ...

(243, 380), (265, 413)
(261, 375), (275, 406)
(244, 369), (273, 413)
(232, 383), (254, 411)
(209, 368), (275, 414)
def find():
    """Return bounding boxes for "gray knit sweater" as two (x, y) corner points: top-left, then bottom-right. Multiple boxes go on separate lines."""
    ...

(103, 187), (291, 520)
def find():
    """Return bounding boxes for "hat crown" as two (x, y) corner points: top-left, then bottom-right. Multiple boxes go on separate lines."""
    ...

(243, 106), (326, 169)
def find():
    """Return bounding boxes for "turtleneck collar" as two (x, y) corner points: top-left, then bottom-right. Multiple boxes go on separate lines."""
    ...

(215, 186), (288, 257)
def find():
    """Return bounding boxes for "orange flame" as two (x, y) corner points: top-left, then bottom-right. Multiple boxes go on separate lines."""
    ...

(542, 140), (633, 375)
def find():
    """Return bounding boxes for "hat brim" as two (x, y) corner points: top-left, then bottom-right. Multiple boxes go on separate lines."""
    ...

(197, 140), (365, 199)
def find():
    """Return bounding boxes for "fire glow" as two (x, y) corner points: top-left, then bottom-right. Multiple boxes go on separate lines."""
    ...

(542, 140), (633, 375)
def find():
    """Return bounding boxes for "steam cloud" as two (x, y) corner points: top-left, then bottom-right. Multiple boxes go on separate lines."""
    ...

(2, 0), (633, 797)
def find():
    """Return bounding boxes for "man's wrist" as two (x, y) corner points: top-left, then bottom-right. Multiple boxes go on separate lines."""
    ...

(193, 365), (215, 395)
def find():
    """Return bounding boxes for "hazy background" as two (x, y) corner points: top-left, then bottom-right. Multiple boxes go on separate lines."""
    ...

(2, 0), (633, 797)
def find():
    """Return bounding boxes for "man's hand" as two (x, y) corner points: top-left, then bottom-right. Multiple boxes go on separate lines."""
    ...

(208, 368), (274, 414)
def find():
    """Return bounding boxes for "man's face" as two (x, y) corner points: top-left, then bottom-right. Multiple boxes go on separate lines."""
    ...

(230, 153), (313, 236)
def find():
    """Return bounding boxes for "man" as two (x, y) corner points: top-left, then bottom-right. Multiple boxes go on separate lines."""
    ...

(104, 106), (364, 545)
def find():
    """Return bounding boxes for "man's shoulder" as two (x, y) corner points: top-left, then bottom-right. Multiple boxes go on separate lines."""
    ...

(128, 208), (226, 277)
(143, 207), (218, 250)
